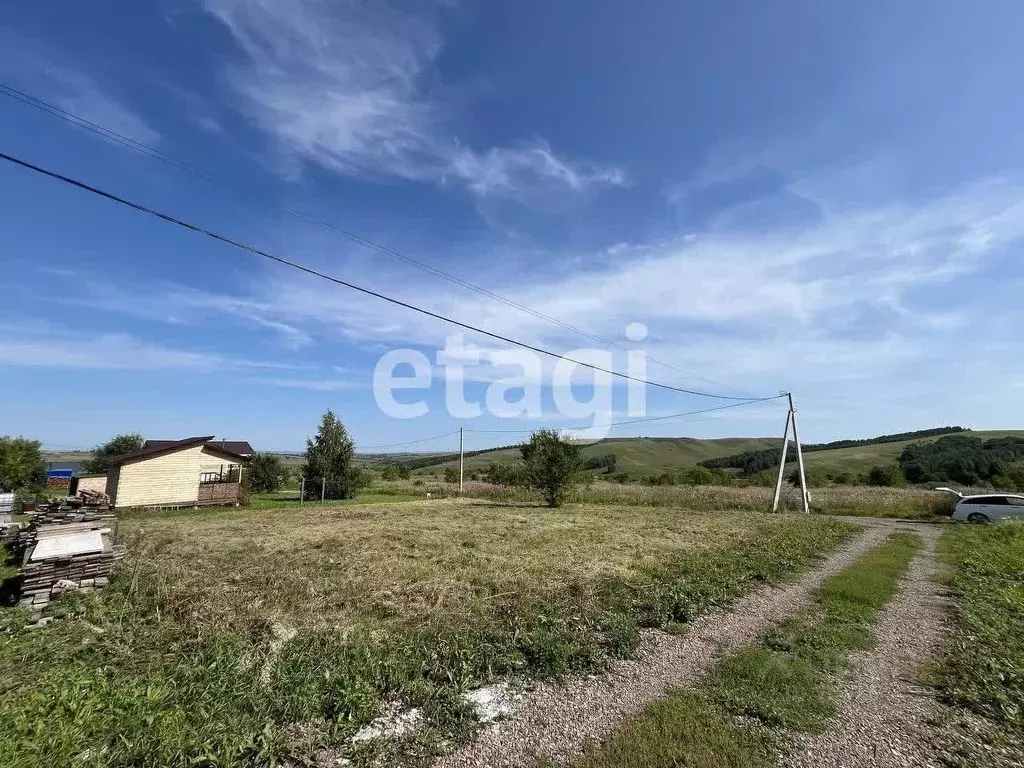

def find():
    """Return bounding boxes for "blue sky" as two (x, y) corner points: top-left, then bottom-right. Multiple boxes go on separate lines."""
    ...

(2, 1), (1023, 453)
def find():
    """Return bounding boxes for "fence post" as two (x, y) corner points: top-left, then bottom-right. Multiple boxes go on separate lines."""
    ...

(321, 477), (326, 504)
(300, 476), (305, 505)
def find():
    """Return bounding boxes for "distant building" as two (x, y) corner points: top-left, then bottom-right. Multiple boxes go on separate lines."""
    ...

(106, 436), (249, 509)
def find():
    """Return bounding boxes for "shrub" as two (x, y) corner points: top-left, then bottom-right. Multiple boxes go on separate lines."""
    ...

(866, 465), (904, 487)
(682, 465), (717, 486)
(520, 430), (585, 507)
(443, 467), (459, 484)
(584, 453), (618, 474)
(787, 468), (831, 488)
(380, 464), (401, 481)
(246, 452), (285, 493)
(483, 462), (525, 487)
(645, 471), (678, 487)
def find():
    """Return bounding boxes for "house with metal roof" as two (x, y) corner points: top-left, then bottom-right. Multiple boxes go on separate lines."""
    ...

(105, 436), (249, 509)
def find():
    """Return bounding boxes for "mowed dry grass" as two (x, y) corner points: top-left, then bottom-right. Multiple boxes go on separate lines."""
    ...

(387, 480), (950, 518)
(120, 499), (788, 631)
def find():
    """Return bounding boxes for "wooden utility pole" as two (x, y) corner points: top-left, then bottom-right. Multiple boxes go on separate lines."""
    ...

(459, 427), (465, 494)
(771, 393), (810, 513)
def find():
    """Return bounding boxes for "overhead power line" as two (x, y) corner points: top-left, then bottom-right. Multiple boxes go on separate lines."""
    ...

(0, 81), (753, 397)
(0, 150), (784, 403)
(357, 430), (460, 450)
(463, 398), (778, 435)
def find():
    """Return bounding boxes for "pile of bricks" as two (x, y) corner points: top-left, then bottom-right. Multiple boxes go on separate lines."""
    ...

(19, 524), (119, 609)
(31, 491), (114, 526)
(13, 493), (123, 616)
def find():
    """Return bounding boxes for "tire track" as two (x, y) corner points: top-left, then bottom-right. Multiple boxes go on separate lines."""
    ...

(783, 526), (948, 768)
(435, 525), (889, 768)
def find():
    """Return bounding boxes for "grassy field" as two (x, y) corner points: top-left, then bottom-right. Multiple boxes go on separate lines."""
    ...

(242, 489), (422, 510)
(800, 429), (1024, 477)
(938, 523), (1024, 763)
(0, 499), (854, 767)
(413, 436), (782, 477)
(575, 532), (921, 768)
(403, 429), (1024, 480)
(384, 478), (955, 519)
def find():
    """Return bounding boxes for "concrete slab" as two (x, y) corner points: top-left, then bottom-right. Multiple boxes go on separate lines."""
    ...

(30, 531), (105, 561)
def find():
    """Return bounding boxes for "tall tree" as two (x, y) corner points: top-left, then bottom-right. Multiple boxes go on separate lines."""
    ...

(246, 452), (285, 493)
(520, 429), (584, 507)
(83, 433), (145, 474)
(303, 410), (364, 500)
(0, 436), (47, 492)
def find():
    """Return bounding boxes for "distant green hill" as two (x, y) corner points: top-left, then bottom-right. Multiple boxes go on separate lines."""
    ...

(405, 429), (1024, 479)
(44, 428), (1024, 483)
(800, 430), (1024, 477)
(411, 436), (782, 476)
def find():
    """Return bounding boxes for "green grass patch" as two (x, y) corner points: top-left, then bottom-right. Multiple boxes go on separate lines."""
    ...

(0, 504), (854, 767)
(707, 531), (920, 731)
(244, 490), (422, 510)
(939, 524), (1024, 731)
(572, 532), (919, 768)
(572, 691), (772, 768)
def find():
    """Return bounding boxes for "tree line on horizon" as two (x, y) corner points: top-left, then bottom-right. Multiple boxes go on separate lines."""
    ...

(700, 425), (969, 476)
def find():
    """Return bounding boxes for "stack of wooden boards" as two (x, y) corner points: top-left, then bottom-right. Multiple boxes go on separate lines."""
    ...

(16, 495), (123, 610)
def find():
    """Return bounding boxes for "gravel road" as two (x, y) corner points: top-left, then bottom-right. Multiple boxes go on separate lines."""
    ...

(783, 525), (949, 768)
(434, 524), (891, 768)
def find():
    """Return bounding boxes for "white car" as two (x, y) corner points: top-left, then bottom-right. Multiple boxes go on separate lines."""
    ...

(941, 489), (1024, 523)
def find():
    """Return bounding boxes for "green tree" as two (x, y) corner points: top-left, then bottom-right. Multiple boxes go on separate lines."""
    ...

(83, 433), (144, 474)
(520, 429), (584, 507)
(443, 466), (459, 483)
(682, 465), (716, 485)
(787, 468), (831, 487)
(303, 410), (364, 500)
(484, 462), (524, 486)
(380, 464), (401, 481)
(867, 465), (904, 487)
(0, 436), (46, 492)
(246, 452), (284, 493)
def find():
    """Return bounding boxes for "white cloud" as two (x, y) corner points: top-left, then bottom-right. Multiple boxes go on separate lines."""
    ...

(202, 0), (626, 198)
(44, 175), (1024, 412)
(447, 142), (629, 198)
(0, 329), (292, 371)
(183, 177), (1024, 353)
(248, 376), (365, 392)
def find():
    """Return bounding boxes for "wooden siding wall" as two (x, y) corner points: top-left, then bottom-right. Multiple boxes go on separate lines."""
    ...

(199, 446), (241, 477)
(113, 445), (205, 508)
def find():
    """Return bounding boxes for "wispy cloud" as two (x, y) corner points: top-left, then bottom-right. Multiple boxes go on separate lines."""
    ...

(247, 375), (366, 392)
(43, 174), (1024, 404)
(202, 0), (626, 198)
(0, 327), (293, 371)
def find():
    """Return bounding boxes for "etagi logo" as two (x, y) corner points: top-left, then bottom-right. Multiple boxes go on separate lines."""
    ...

(372, 324), (650, 439)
